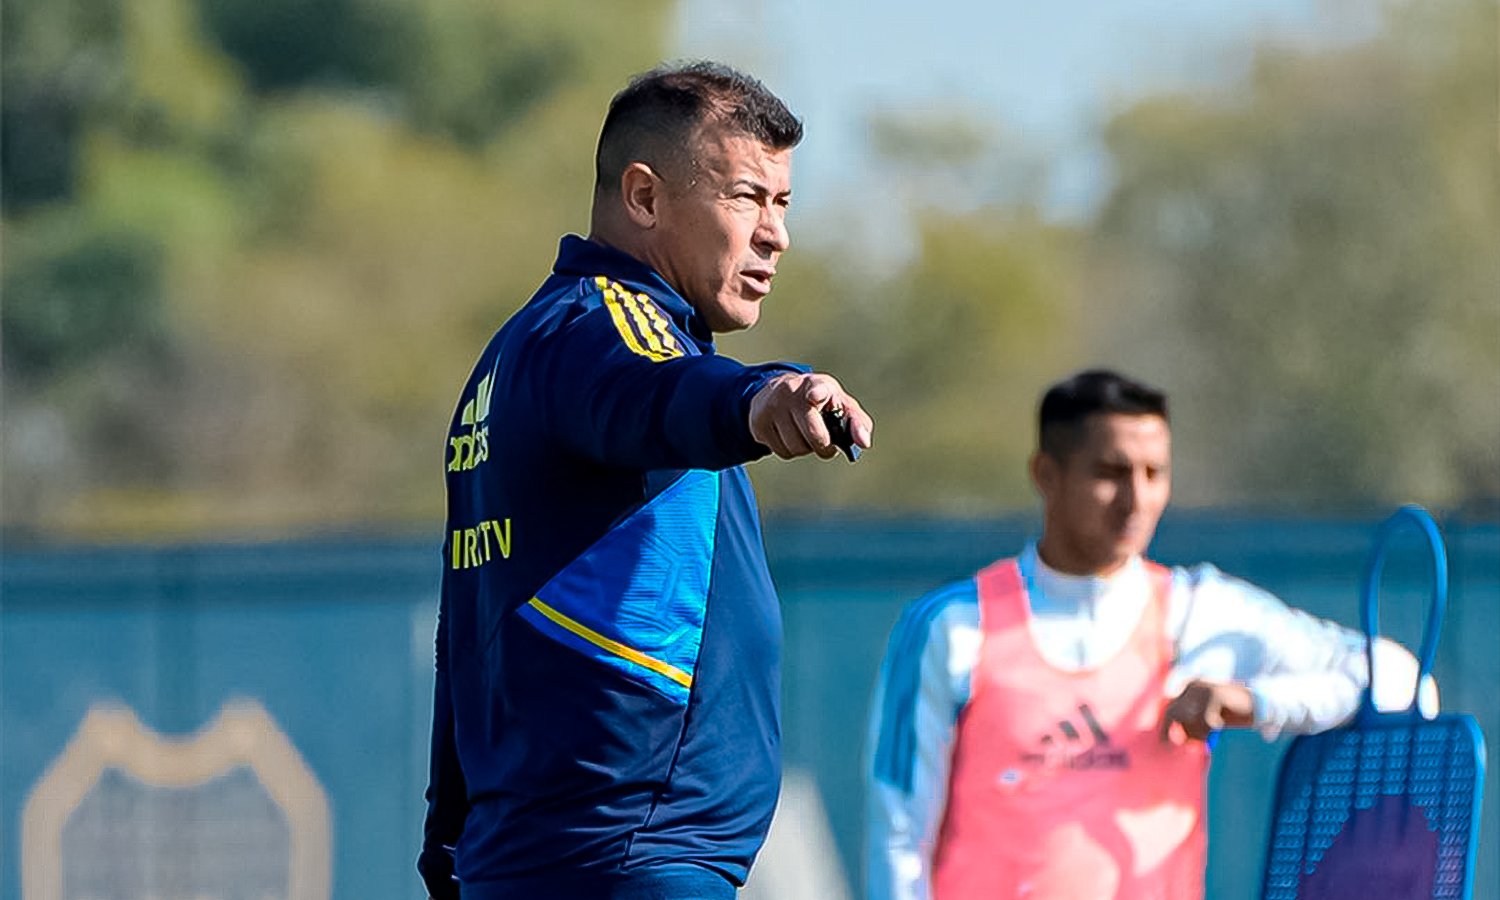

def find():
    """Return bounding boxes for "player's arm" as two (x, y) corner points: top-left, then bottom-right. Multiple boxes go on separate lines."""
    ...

(418, 570), (468, 900)
(1167, 566), (1435, 738)
(535, 301), (868, 470)
(866, 585), (977, 900)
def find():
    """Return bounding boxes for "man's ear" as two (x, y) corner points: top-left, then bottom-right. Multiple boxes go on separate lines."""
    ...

(620, 162), (660, 229)
(1029, 450), (1057, 499)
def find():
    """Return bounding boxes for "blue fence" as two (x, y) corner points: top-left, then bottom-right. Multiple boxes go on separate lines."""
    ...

(3, 511), (1496, 898)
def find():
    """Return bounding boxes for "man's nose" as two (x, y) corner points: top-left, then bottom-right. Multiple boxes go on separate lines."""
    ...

(757, 208), (789, 253)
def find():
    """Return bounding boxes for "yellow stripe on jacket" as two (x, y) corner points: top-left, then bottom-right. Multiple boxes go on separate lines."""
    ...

(525, 597), (694, 688)
(595, 276), (681, 362)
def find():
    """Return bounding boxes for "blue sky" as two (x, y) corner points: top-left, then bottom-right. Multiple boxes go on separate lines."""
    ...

(674, 0), (1380, 223)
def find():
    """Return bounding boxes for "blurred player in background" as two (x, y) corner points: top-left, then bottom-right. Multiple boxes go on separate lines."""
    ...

(865, 368), (1429, 900)
(420, 61), (871, 900)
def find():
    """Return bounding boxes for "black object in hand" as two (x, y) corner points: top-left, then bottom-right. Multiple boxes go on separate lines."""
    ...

(822, 408), (860, 462)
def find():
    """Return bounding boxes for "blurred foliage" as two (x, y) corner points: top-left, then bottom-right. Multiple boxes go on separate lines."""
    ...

(198, 0), (580, 145)
(0, 0), (1493, 539)
(3, 219), (165, 379)
(1087, 0), (1497, 507)
(727, 208), (1084, 512)
(1, 0), (129, 208)
(2, 0), (671, 536)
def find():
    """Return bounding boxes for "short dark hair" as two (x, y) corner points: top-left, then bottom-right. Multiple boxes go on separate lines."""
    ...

(1038, 369), (1169, 459)
(594, 61), (803, 195)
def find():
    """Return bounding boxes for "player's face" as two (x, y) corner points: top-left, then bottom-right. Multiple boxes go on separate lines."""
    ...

(1034, 413), (1172, 575)
(650, 126), (792, 333)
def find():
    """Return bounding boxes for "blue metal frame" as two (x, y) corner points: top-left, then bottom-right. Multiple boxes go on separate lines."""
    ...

(1262, 505), (1487, 900)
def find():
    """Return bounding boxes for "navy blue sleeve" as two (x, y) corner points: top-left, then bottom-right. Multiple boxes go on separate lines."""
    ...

(418, 566), (467, 900)
(534, 304), (806, 471)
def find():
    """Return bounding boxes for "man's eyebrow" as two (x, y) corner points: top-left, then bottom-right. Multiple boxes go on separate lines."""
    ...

(727, 178), (791, 198)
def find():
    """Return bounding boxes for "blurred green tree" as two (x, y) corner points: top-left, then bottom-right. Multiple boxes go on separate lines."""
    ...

(1, 0), (670, 536)
(1, 0), (129, 209)
(2, 220), (165, 379)
(1088, 0), (1497, 508)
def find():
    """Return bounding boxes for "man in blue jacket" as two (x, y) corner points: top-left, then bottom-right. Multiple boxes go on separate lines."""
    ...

(419, 61), (873, 900)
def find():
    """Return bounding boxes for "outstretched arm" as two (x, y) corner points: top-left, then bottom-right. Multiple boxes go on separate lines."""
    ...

(537, 300), (868, 471)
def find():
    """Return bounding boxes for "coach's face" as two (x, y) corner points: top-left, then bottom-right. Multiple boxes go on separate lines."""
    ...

(649, 124), (792, 333)
(1033, 412), (1172, 576)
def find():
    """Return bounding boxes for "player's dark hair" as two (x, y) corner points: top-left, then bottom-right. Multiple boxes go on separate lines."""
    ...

(1038, 369), (1169, 460)
(594, 61), (803, 195)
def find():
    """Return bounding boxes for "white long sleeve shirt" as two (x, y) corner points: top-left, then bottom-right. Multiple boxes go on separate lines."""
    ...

(865, 543), (1435, 900)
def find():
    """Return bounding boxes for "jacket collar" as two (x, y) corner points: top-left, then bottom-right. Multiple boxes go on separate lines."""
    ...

(553, 235), (713, 345)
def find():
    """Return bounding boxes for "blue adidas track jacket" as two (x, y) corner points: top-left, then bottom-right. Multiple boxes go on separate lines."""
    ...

(420, 235), (803, 899)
